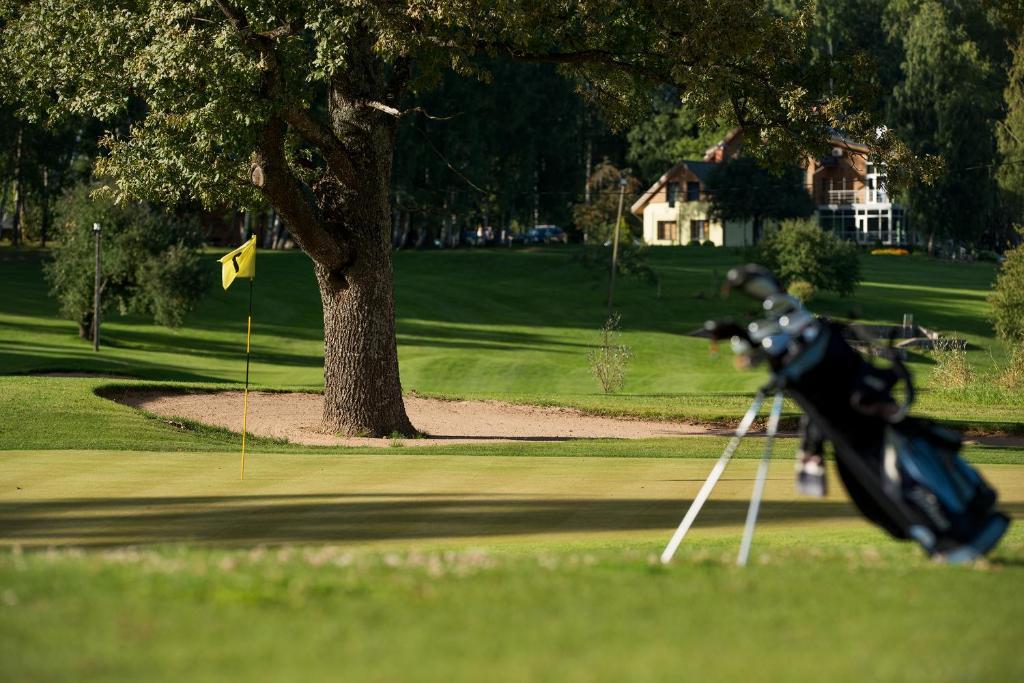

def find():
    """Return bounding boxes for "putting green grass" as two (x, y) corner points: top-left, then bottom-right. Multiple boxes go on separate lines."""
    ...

(2, 450), (1022, 548)
(1, 451), (1022, 681)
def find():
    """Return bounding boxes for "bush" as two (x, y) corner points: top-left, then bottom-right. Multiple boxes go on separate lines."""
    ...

(588, 314), (633, 394)
(989, 242), (1024, 343)
(753, 218), (861, 296)
(687, 239), (701, 247)
(930, 338), (974, 395)
(701, 240), (716, 248)
(45, 183), (211, 339)
(787, 279), (816, 302)
(997, 346), (1024, 390)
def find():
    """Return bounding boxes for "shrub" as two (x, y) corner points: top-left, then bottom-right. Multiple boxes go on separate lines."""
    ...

(996, 346), (1024, 390)
(701, 240), (716, 248)
(687, 239), (701, 247)
(753, 218), (861, 296)
(45, 183), (211, 340)
(588, 314), (633, 394)
(930, 338), (974, 394)
(870, 248), (910, 256)
(989, 242), (1024, 343)
(787, 279), (816, 302)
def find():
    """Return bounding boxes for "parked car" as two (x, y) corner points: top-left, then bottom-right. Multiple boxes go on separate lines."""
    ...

(524, 225), (567, 244)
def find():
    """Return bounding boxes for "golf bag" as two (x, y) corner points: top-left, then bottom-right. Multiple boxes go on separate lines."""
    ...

(709, 265), (1009, 561)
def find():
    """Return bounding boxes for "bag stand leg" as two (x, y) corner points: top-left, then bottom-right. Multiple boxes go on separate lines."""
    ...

(660, 390), (767, 565)
(736, 392), (785, 566)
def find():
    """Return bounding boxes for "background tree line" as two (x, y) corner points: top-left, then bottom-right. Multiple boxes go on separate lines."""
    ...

(2, 0), (1022, 252)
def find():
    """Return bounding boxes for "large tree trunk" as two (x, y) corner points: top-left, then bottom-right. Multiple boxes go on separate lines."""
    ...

(249, 35), (416, 437)
(316, 249), (413, 436)
(318, 91), (414, 436)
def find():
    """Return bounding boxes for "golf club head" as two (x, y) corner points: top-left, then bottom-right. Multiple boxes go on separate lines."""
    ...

(763, 293), (800, 317)
(725, 264), (783, 302)
(703, 319), (751, 343)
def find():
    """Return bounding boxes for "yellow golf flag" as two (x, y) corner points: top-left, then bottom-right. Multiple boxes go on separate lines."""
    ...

(218, 236), (257, 290)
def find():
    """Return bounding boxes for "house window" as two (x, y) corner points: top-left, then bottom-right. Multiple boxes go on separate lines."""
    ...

(657, 221), (678, 242)
(666, 182), (679, 207)
(686, 181), (701, 202)
(690, 220), (708, 242)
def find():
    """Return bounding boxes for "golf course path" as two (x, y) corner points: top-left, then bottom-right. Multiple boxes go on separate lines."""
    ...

(116, 390), (712, 447)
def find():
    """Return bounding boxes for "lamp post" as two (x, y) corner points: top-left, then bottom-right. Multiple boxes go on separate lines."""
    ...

(92, 222), (101, 352)
(606, 176), (627, 318)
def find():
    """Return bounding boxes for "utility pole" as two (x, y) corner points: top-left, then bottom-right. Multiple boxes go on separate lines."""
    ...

(92, 222), (102, 352)
(606, 176), (627, 319)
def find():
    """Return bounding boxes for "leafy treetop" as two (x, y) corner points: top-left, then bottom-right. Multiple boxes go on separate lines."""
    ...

(1, 0), (911, 215)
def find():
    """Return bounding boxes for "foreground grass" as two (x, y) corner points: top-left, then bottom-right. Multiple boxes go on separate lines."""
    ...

(3, 539), (1023, 683)
(1, 449), (1022, 681)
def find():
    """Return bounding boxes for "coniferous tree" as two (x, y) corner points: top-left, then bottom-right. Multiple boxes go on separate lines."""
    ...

(997, 38), (1024, 238)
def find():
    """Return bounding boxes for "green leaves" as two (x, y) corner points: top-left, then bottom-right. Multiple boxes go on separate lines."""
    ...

(752, 217), (861, 297)
(990, 243), (1024, 345)
(44, 182), (211, 334)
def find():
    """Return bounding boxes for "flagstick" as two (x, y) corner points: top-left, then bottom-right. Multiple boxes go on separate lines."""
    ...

(240, 276), (253, 480)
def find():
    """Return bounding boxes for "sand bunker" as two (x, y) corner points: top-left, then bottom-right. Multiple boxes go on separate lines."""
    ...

(115, 390), (711, 447)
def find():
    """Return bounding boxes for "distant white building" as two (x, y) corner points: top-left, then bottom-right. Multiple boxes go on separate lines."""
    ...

(630, 159), (756, 247)
(631, 128), (908, 246)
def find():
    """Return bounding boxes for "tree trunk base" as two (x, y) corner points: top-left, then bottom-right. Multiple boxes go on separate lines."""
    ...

(317, 257), (416, 438)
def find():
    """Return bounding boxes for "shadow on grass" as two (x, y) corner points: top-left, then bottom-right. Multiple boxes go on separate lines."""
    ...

(0, 348), (235, 383)
(0, 494), (878, 548)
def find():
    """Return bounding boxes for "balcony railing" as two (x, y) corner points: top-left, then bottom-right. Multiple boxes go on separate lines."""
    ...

(826, 189), (858, 204)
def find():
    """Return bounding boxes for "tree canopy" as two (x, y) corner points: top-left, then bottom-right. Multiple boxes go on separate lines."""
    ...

(704, 157), (815, 235)
(0, 0), (901, 435)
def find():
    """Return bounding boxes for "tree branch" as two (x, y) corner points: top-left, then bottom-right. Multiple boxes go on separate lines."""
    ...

(363, 101), (457, 121)
(280, 107), (357, 183)
(254, 117), (349, 270)
(475, 41), (673, 82)
(215, 1), (357, 182)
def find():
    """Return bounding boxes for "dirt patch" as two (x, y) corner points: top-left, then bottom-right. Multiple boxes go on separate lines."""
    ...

(114, 390), (712, 447)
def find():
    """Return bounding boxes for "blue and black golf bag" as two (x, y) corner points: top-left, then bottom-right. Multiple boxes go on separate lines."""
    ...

(709, 265), (1009, 561)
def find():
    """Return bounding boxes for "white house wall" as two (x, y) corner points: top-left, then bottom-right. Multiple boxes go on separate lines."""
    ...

(643, 202), (683, 245)
(643, 200), (757, 247)
(643, 201), (727, 246)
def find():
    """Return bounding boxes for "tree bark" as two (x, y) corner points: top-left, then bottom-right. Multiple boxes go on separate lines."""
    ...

(231, 16), (415, 437)
(313, 164), (414, 436)
(11, 127), (24, 247)
(79, 311), (94, 340)
(41, 167), (50, 248)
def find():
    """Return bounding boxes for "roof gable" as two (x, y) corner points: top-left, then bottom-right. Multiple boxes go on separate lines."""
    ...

(630, 160), (715, 215)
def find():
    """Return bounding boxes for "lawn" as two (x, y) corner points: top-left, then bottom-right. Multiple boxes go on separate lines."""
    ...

(1, 246), (1021, 442)
(1, 244), (1022, 681)
(1, 451), (1023, 682)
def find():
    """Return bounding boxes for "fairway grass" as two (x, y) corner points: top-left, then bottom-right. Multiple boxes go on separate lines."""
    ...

(2, 247), (1022, 441)
(1, 451), (1022, 682)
